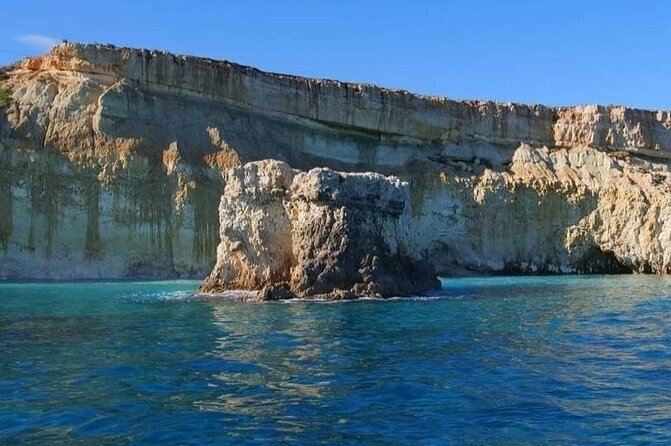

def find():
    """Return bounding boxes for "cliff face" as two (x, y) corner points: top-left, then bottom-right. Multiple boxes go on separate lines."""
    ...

(1, 42), (670, 279)
(202, 149), (671, 297)
(414, 144), (671, 275)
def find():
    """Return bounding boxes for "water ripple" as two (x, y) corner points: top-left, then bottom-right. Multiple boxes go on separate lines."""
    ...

(1, 276), (671, 444)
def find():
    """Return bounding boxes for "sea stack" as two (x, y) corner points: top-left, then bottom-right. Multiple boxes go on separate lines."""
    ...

(199, 160), (439, 299)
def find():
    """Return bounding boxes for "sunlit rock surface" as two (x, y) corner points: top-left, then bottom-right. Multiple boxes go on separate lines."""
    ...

(414, 144), (671, 275)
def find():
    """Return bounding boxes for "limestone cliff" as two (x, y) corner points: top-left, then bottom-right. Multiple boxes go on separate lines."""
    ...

(414, 144), (671, 275)
(1, 42), (670, 279)
(202, 150), (671, 297)
(199, 160), (439, 299)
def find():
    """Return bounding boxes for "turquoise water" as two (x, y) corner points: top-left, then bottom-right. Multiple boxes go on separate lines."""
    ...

(1, 277), (670, 445)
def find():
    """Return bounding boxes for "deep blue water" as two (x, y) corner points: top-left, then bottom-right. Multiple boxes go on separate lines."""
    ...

(1, 276), (670, 445)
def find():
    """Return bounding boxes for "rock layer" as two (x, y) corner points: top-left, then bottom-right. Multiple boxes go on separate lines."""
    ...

(1, 42), (671, 279)
(199, 160), (439, 298)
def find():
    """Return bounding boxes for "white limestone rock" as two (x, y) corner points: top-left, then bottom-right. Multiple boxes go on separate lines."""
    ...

(200, 160), (439, 298)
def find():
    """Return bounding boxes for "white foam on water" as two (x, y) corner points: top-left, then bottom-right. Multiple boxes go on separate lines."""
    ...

(197, 290), (258, 301)
(277, 293), (469, 304)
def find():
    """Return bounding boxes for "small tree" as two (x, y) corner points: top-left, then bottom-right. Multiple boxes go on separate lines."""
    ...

(0, 86), (10, 108)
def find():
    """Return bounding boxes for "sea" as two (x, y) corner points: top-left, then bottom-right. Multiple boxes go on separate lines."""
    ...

(1, 276), (670, 445)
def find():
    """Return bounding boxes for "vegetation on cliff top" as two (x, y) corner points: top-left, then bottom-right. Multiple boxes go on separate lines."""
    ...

(0, 86), (10, 108)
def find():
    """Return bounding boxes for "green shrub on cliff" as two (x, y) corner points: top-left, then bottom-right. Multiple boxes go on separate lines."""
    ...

(0, 86), (10, 108)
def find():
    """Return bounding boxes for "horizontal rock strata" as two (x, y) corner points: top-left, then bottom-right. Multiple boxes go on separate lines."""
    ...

(1, 42), (671, 279)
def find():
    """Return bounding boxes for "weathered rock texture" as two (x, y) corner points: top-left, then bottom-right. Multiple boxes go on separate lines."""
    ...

(202, 149), (671, 297)
(414, 144), (671, 275)
(1, 42), (671, 279)
(199, 160), (439, 298)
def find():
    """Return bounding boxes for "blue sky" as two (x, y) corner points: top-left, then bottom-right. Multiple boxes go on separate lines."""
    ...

(2, 1), (670, 109)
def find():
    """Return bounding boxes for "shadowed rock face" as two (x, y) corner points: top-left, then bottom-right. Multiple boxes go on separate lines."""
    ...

(1, 42), (671, 280)
(199, 160), (439, 298)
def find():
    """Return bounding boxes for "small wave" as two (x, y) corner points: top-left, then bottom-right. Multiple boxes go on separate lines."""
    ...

(155, 291), (199, 301)
(196, 290), (258, 301)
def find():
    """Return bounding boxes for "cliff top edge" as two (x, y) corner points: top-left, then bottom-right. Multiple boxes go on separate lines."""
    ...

(3, 41), (668, 116)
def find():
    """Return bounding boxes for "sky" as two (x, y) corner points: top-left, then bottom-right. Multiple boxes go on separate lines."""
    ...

(1, 0), (670, 110)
